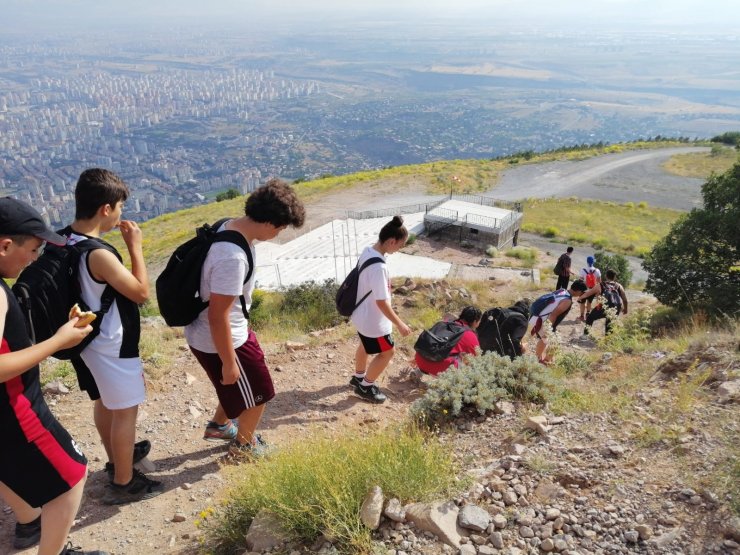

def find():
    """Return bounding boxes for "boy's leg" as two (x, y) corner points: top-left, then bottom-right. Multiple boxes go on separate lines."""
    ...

(38, 474), (86, 555)
(364, 349), (395, 382)
(235, 404), (267, 446)
(110, 406), (138, 485)
(94, 399), (114, 462)
(354, 343), (369, 374)
(0, 481), (41, 524)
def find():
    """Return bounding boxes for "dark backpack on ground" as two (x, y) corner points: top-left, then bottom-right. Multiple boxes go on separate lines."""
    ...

(12, 234), (118, 360)
(335, 257), (384, 317)
(414, 321), (467, 362)
(601, 282), (623, 311)
(478, 308), (528, 358)
(156, 218), (253, 327)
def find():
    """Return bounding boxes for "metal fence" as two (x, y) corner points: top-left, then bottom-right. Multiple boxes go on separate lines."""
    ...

(346, 197), (447, 220)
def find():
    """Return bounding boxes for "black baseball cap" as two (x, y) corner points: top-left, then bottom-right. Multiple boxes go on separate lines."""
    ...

(0, 197), (66, 246)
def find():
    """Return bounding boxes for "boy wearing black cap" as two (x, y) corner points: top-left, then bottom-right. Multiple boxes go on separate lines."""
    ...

(0, 197), (108, 555)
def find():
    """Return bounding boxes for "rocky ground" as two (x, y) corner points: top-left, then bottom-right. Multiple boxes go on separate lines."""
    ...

(2, 272), (738, 555)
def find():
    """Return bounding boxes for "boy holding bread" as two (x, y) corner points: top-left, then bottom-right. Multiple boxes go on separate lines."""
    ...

(63, 168), (162, 505)
(0, 197), (109, 555)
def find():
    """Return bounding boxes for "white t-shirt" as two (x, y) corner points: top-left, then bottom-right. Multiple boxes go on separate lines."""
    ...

(580, 266), (602, 283)
(184, 224), (256, 353)
(350, 246), (391, 338)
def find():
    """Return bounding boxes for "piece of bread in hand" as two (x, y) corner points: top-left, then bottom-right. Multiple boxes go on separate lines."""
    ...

(68, 303), (96, 327)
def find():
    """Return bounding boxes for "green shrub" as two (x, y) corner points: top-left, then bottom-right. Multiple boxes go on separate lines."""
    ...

(591, 237), (609, 249)
(279, 280), (342, 332)
(204, 427), (458, 554)
(554, 351), (591, 375)
(598, 306), (654, 353)
(505, 246), (537, 265)
(593, 251), (633, 288)
(543, 226), (559, 238)
(411, 352), (557, 423)
(638, 201), (649, 209)
(406, 233), (417, 245)
(486, 245), (499, 257)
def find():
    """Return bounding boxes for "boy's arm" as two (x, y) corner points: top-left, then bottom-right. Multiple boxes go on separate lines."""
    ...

(88, 249), (149, 304)
(548, 299), (572, 324)
(375, 299), (411, 337)
(0, 292), (92, 383)
(208, 293), (240, 385)
(619, 284), (629, 314)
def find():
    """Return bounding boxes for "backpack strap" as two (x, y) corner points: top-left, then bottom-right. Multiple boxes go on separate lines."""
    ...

(208, 224), (254, 320)
(353, 256), (385, 311)
(70, 237), (121, 319)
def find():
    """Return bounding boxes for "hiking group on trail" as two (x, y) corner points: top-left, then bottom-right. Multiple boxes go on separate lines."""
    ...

(1, 169), (631, 553)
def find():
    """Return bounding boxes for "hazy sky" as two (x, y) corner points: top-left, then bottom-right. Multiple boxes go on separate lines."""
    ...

(2, 0), (739, 33)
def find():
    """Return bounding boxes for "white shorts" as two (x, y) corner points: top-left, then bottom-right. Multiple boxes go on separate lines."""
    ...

(80, 349), (146, 410)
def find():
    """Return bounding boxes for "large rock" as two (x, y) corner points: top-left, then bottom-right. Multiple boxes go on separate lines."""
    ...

(245, 511), (291, 552)
(458, 504), (490, 532)
(524, 416), (549, 435)
(405, 501), (465, 548)
(383, 497), (406, 522)
(360, 486), (384, 530)
(718, 380), (740, 403)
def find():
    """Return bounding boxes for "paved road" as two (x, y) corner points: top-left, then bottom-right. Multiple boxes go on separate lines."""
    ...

(488, 146), (708, 211)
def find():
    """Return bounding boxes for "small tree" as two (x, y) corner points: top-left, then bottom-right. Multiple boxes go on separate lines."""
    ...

(216, 188), (240, 202)
(594, 251), (632, 288)
(643, 162), (740, 316)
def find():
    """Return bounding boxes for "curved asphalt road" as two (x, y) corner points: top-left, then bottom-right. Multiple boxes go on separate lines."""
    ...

(488, 146), (708, 211)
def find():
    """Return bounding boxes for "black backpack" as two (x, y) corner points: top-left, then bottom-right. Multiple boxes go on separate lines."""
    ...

(156, 219), (253, 327)
(553, 255), (565, 276)
(413, 321), (468, 362)
(477, 308), (527, 357)
(335, 257), (384, 317)
(601, 282), (623, 311)
(12, 234), (118, 360)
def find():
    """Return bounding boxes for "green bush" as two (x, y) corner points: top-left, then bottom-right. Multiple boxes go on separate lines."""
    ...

(554, 351), (591, 375)
(280, 280), (342, 332)
(593, 251), (633, 288)
(644, 162), (740, 316)
(543, 226), (559, 238)
(411, 352), (557, 422)
(406, 233), (417, 245)
(204, 427), (458, 554)
(486, 245), (499, 257)
(505, 246), (537, 265)
(598, 306), (654, 353)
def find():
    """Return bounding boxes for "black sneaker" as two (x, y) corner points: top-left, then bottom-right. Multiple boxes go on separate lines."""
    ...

(13, 515), (41, 549)
(102, 469), (164, 505)
(104, 439), (152, 482)
(349, 375), (364, 388)
(354, 383), (387, 403)
(59, 542), (110, 554)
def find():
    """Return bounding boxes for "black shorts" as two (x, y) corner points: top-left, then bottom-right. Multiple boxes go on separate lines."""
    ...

(71, 356), (100, 401)
(1, 418), (87, 507)
(190, 329), (275, 419)
(358, 333), (395, 355)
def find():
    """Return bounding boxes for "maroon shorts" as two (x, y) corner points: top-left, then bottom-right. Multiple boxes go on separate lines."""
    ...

(358, 333), (395, 355)
(190, 330), (275, 419)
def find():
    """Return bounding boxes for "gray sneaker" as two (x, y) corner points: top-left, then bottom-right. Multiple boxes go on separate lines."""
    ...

(102, 469), (164, 505)
(354, 383), (387, 403)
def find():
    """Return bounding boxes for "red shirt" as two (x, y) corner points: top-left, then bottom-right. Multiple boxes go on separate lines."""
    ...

(415, 321), (480, 376)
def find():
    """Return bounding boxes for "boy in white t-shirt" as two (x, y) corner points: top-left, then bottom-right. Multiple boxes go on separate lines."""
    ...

(349, 216), (411, 403)
(65, 168), (161, 506)
(185, 179), (305, 459)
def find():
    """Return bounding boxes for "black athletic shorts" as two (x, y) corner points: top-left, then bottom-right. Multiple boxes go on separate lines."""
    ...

(358, 333), (395, 355)
(1, 418), (87, 507)
(71, 356), (101, 401)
